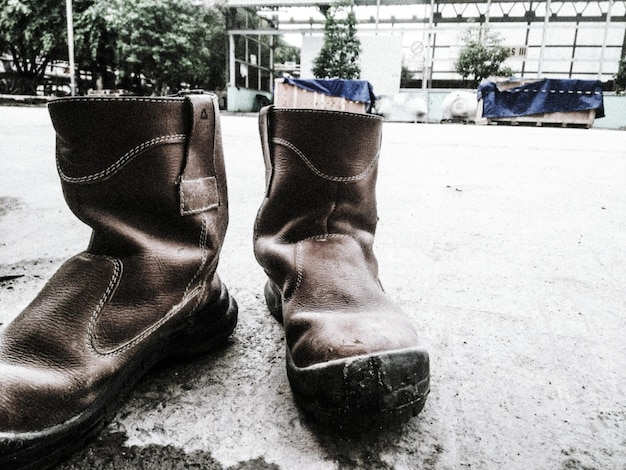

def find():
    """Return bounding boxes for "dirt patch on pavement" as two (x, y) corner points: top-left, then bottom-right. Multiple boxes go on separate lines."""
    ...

(60, 429), (280, 470)
(0, 259), (60, 326)
(0, 196), (22, 218)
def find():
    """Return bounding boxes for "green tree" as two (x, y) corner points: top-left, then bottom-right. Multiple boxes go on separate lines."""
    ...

(614, 57), (626, 95)
(455, 24), (513, 86)
(74, 0), (120, 91)
(109, 0), (226, 94)
(0, 0), (68, 94)
(1, 0), (227, 95)
(274, 39), (300, 66)
(312, 1), (360, 79)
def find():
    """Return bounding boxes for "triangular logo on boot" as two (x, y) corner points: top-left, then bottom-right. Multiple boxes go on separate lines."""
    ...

(200, 109), (209, 120)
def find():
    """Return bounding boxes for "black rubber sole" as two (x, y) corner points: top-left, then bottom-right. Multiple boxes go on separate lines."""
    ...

(0, 282), (238, 470)
(264, 280), (430, 426)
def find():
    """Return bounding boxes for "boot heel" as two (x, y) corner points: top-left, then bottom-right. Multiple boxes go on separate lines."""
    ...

(168, 281), (238, 358)
(263, 280), (283, 322)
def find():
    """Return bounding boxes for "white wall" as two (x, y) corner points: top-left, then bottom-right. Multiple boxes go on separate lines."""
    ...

(300, 33), (403, 97)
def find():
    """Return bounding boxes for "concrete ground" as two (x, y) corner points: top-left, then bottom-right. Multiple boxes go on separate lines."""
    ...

(0, 105), (625, 470)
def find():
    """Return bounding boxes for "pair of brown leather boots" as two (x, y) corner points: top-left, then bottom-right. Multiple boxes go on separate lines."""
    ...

(0, 94), (429, 469)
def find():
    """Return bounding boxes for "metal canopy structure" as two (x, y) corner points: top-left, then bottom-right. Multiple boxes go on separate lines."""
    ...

(224, 0), (626, 95)
(226, 0), (626, 24)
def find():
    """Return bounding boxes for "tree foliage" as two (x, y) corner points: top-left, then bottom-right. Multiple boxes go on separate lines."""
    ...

(1, 0), (227, 95)
(455, 25), (513, 86)
(112, 0), (226, 94)
(0, 0), (68, 94)
(274, 40), (300, 66)
(613, 57), (626, 95)
(312, 1), (361, 80)
(73, 0), (120, 90)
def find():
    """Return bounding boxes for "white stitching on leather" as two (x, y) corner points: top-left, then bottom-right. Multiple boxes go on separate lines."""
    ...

(184, 215), (209, 302)
(109, 216), (208, 355)
(50, 97), (183, 104)
(273, 108), (381, 120)
(303, 233), (352, 241)
(285, 241), (304, 302)
(86, 254), (123, 354)
(272, 137), (379, 182)
(57, 134), (186, 184)
(286, 233), (352, 301)
(88, 218), (208, 356)
(179, 177), (219, 215)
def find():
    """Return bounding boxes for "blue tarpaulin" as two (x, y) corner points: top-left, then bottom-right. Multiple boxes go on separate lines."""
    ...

(478, 79), (604, 119)
(281, 78), (377, 107)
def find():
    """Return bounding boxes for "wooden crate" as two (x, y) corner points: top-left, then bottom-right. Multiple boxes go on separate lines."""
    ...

(487, 109), (596, 128)
(478, 78), (597, 128)
(273, 79), (367, 113)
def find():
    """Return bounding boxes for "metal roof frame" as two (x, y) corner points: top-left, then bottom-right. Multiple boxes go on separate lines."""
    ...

(224, 0), (626, 91)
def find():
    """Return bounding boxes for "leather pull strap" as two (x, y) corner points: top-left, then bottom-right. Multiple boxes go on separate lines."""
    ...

(258, 105), (274, 196)
(179, 94), (220, 215)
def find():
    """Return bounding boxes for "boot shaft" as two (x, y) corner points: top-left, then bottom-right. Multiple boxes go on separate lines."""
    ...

(49, 95), (228, 256)
(255, 107), (383, 244)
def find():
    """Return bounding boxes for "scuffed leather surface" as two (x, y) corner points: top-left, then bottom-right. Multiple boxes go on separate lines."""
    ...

(0, 95), (229, 433)
(254, 107), (420, 368)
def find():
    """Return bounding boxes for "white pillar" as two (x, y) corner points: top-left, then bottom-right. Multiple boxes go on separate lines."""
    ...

(538, 0), (551, 77)
(598, 0), (614, 80)
(423, 0), (435, 90)
(66, 0), (76, 95)
(229, 33), (236, 87)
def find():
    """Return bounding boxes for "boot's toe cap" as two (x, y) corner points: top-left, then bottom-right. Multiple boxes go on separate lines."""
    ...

(0, 364), (84, 434)
(287, 310), (420, 368)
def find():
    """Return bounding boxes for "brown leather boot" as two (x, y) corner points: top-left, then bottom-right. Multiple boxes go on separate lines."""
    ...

(0, 94), (237, 469)
(254, 106), (430, 424)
